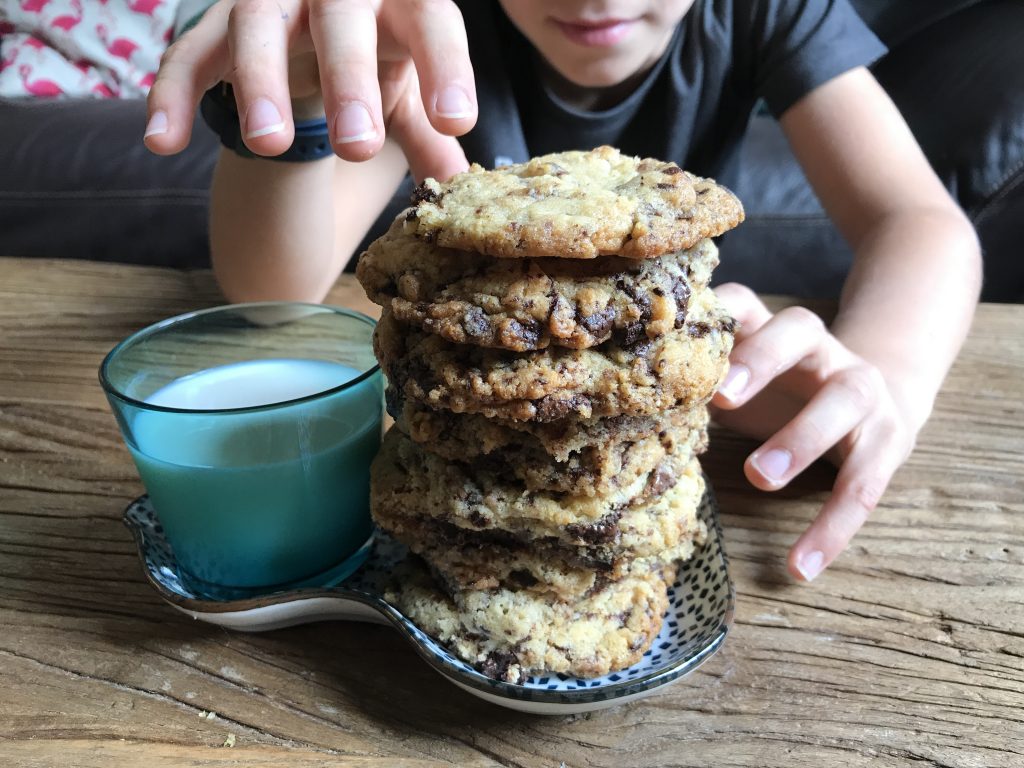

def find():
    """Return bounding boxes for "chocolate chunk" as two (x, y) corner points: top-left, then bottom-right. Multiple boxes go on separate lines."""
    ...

(616, 278), (653, 322)
(384, 386), (404, 420)
(647, 466), (676, 496)
(566, 512), (622, 546)
(617, 321), (645, 348)
(480, 651), (522, 682)
(506, 318), (542, 348)
(687, 322), (712, 338)
(671, 276), (691, 329)
(410, 183), (440, 205)
(534, 394), (589, 422)
(579, 307), (615, 337)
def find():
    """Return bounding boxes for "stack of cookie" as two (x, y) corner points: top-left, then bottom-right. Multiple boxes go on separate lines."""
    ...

(357, 146), (742, 683)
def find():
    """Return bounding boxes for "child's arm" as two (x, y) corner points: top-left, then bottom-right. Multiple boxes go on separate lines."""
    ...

(207, 141), (407, 302)
(143, 0), (476, 301)
(712, 66), (982, 581)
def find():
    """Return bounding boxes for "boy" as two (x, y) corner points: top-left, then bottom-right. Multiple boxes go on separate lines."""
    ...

(143, 0), (981, 582)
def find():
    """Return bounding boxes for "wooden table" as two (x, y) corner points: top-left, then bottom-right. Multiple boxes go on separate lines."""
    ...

(1, 258), (1022, 768)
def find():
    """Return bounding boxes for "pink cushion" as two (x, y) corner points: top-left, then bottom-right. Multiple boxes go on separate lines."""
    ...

(0, 0), (180, 98)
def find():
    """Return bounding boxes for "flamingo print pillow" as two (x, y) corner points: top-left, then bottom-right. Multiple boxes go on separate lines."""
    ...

(0, 0), (182, 98)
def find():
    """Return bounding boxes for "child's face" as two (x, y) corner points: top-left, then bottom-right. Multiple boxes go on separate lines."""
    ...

(497, 1), (696, 88)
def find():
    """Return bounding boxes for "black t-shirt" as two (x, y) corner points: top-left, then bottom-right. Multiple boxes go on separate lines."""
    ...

(354, 0), (886, 263)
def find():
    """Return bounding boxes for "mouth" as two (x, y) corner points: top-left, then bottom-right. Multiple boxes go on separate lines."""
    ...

(551, 17), (638, 47)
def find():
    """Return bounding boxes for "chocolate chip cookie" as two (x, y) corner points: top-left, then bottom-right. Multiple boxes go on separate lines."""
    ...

(395, 397), (708, 463)
(385, 557), (674, 682)
(371, 427), (705, 561)
(375, 288), (735, 422)
(405, 145), (744, 259)
(395, 397), (709, 496)
(380, 494), (705, 601)
(358, 216), (719, 351)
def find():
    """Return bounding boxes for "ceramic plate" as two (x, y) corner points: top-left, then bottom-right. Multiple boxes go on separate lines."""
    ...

(124, 484), (733, 714)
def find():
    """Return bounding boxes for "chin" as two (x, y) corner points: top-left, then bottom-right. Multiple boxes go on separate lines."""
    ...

(552, 57), (641, 89)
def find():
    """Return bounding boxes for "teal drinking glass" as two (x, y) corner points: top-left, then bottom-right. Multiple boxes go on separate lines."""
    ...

(100, 303), (383, 597)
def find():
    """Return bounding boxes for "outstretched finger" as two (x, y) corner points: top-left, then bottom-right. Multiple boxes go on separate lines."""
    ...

(713, 283), (772, 340)
(715, 304), (828, 408)
(385, 0), (477, 135)
(144, 2), (232, 154)
(386, 73), (470, 183)
(744, 365), (883, 490)
(787, 417), (908, 581)
(228, 0), (297, 156)
(309, 0), (385, 160)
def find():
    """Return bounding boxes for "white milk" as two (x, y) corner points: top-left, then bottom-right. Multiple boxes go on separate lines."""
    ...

(145, 358), (362, 410)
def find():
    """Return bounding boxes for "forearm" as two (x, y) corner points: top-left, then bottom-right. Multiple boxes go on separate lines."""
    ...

(210, 150), (340, 303)
(832, 207), (981, 429)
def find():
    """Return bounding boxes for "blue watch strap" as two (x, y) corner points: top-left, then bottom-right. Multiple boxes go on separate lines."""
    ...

(200, 82), (334, 163)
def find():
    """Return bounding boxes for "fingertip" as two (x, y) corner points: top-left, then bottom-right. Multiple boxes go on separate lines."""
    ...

(143, 108), (169, 139)
(142, 134), (173, 155)
(142, 109), (190, 155)
(333, 138), (385, 163)
(405, 138), (469, 184)
(745, 447), (791, 491)
(330, 101), (384, 161)
(788, 545), (827, 583)
(239, 97), (296, 157)
(714, 363), (751, 408)
(713, 282), (757, 310)
(433, 113), (478, 138)
(408, 157), (469, 185)
(431, 84), (477, 134)
(710, 392), (733, 410)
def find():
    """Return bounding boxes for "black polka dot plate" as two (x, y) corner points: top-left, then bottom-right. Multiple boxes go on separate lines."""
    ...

(123, 484), (733, 714)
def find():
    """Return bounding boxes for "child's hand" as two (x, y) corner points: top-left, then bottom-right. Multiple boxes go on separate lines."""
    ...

(710, 283), (918, 582)
(144, 0), (476, 182)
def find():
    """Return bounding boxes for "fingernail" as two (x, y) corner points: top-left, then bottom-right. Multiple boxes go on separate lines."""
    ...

(334, 102), (377, 144)
(797, 550), (825, 581)
(244, 98), (285, 139)
(718, 364), (750, 401)
(751, 447), (791, 483)
(144, 110), (168, 138)
(435, 85), (473, 119)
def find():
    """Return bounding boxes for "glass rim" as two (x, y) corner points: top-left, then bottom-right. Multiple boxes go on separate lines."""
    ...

(98, 301), (381, 416)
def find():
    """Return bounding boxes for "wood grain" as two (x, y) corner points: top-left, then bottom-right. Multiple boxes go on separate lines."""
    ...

(1, 257), (1022, 768)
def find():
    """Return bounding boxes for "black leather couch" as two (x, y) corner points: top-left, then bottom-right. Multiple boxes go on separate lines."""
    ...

(2, 0), (1021, 301)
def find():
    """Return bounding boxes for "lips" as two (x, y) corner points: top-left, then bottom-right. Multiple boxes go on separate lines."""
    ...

(552, 17), (637, 47)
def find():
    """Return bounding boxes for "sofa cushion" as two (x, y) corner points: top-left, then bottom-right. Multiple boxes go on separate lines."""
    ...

(0, 97), (217, 268)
